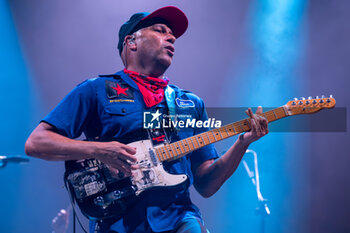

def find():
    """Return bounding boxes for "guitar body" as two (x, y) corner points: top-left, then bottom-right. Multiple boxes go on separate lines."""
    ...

(65, 139), (188, 220)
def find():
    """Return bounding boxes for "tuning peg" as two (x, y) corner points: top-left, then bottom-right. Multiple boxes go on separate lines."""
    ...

(305, 97), (310, 104)
(298, 101), (303, 105)
(312, 99), (317, 104)
(316, 96), (319, 99)
(294, 97), (298, 101)
(327, 94), (334, 103)
(321, 95), (325, 98)
(301, 97), (306, 100)
(320, 99), (324, 103)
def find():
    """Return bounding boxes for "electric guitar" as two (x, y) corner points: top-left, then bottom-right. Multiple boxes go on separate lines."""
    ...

(65, 95), (336, 220)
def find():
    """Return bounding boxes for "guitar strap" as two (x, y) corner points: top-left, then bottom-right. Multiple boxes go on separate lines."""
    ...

(164, 85), (179, 136)
(146, 85), (179, 147)
(164, 85), (177, 123)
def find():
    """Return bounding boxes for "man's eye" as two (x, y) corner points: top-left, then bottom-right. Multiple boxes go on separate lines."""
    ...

(154, 28), (166, 33)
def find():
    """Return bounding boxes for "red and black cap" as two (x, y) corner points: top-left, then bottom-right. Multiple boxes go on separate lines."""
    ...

(118, 6), (188, 55)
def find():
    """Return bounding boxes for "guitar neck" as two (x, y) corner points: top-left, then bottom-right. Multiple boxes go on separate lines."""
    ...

(154, 106), (288, 162)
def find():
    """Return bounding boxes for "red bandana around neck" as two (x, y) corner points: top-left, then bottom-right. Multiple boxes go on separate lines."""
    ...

(124, 68), (169, 108)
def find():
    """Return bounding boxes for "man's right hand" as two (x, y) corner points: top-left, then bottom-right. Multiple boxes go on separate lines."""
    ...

(94, 141), (138, 176)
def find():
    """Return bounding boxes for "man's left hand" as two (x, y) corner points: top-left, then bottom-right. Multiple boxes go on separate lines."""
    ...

(240, 106), (269, 145)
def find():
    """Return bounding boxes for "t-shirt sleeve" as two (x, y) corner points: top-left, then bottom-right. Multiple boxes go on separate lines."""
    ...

(189, 98), (219, 168)
(41, 80), (96, 139)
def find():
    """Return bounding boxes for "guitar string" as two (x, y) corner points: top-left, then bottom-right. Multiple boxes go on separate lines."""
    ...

(155, 107), (287, 161)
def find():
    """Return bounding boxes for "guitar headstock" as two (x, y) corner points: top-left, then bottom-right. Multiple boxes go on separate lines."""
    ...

(284, 95), (336, 115)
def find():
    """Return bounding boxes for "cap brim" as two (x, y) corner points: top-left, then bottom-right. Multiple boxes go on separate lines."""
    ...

(141, 6), (188, 38)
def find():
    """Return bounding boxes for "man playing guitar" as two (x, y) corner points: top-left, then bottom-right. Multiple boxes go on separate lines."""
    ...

(25, 6), (268, 233)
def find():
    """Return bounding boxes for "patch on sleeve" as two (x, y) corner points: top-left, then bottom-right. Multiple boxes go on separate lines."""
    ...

(175, 98), (195, 108)
(105, 80), (135, 103)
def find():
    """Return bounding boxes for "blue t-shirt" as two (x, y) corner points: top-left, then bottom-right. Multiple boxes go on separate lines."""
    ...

(42, 70), (219, 233)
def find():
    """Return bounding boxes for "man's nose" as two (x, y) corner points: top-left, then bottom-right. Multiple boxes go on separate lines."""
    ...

(166, 34), (176, 44)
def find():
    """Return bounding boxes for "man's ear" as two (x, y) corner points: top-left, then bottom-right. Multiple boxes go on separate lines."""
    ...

(124, 35), (137, 51)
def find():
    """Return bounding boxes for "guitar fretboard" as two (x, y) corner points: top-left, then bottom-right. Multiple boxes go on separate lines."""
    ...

(154, 106), (288, 162)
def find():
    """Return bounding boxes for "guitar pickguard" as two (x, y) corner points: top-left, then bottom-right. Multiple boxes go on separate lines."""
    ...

(128, 140), (188, 196)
